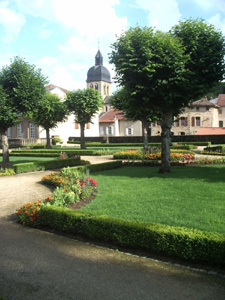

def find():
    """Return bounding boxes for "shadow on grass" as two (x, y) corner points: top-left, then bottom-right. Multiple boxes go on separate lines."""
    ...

(93, 165), (225, 183)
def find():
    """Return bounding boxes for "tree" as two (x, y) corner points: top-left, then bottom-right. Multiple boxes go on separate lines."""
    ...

(65, 89), (104, 149)
(109, 20), (225, 172)
(0, 86), (18, 169)
(0, 56), (48, 168)
(31, 92), (68, 149)
(111, 87), (159, 148)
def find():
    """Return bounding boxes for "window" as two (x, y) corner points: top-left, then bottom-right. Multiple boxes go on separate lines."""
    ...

(219, 121), (224, 127)
(181, 132), (185, 136)
(126, 128), (133, 135)
(17, 123), (22, 138)
(75, 122), (79, 129)
(29, 123), (35, 138)
(206, 106), (209, 111)
(196, 107), (199, 111)
(106, 126), (113, 135)
(86, 123), (90, 129)
(95, 83), (98, 90)
(104, 85), (106, 94)
(219, 109), (223, 114)
(180, 117), (186, 126)
(105, 106), (108, 112)
(100, 126), (104, 135)
(90, 84), (93, 89)
(107, 86), (109, 96)
(196, 117), (200, 126)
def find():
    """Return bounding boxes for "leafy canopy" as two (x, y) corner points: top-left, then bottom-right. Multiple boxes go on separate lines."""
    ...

(0, 56), (48, 115)
(31, 92), (68, 130)
(66, 88), (104, 124)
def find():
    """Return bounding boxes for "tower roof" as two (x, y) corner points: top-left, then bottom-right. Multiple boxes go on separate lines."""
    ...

(87, 50), (111, 83)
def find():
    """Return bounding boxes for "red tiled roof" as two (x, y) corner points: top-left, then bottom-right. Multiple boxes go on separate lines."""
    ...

(99, 109), (125, 123)
(216, 94), (225, 107)
(192, 97), (216, 107)
(196, 127), (225, 135)
(46, 84), (70, 94)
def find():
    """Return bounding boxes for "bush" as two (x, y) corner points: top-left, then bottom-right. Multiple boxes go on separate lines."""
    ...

(0, 168), (15, 176)
(13, 158), (89, 173)
(39, 207), (225, 264)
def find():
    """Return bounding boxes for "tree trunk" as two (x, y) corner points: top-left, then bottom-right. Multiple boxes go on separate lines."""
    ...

(80, 124), (86, 149)
(142, 121), (148, 150)
(46, 128), (52, 149)
(159, 111), (173, 173)
(1, 131), (10, 170)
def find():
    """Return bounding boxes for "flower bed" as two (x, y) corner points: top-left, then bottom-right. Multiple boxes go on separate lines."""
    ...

(16, 167), (97, 227)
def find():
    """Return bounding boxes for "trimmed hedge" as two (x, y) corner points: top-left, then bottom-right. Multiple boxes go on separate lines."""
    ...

(172, 142), (211, 146)
(201, 151), (225, 156)
(13, 158), (89, 173)
(39, 207), (225, 264)
(60, 161), (123, 173)
(67, 141), (161, 147)
(10, 149), (96, 156)
(170, 145), (195, 150)
(203, 146), (225, 153)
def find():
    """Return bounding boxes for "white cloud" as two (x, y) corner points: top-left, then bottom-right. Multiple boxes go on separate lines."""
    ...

(39, 28), (52, 40)
(135, 0), (182, 31)
(53, 0), (127, 39)
(193, 0), (225, 12)
(0, 1), (26, 43)
(35, 56), (86, 91)
(208, 13), (225, 34)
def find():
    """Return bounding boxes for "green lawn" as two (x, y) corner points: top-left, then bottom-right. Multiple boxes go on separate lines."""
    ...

(7, 156), (57, 168)
(80, 165), (225, 234)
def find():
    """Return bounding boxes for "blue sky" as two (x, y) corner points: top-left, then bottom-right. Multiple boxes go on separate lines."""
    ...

(0, 0), (225, 92)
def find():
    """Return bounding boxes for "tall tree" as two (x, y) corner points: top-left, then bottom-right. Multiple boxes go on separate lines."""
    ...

(111, 87), (159, 148)
(31, 92), (68, 149)
(0, 86), (18, 169)
(0, 56), (48, 168)
(109, 20), (225, 172)
(65, 89), (104, 149)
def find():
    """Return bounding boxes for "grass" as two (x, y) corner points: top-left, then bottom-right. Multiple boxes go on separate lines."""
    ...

(80, 165), (225, 234)
(6, 156), (57, 169)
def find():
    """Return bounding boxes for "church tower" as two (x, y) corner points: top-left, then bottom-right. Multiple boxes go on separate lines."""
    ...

(86, 49), (112, 112)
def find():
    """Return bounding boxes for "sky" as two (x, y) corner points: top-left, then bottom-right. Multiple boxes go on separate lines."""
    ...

(0, 0), (225, 92)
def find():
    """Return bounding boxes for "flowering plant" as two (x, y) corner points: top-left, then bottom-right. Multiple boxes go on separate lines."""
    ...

(16, 200), (42, 227)
(16, 167), (98, 226)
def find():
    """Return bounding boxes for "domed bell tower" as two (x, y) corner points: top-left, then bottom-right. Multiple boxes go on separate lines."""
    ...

(86, 49), (111, 112)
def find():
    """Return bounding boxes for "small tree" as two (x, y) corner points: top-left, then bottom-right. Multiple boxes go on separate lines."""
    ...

(111, 87), (159, 148)
(66, 89), (104, 149)
(31, 92), (68, 149)
(110, 20), (225, 172)
(0, 56), (47, 168)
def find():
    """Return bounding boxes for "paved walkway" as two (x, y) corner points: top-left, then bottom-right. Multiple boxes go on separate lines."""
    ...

(0, 156), (225, 299)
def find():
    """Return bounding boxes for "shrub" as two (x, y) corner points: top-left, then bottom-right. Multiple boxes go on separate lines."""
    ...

(38, 207), (225, 264)
(16, 200), (43, 227)
(0, 168), (15, 176)
(13, 158), (88, 173)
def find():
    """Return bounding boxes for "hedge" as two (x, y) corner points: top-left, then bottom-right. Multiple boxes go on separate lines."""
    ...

(172, 142), (211, 146)
(203, 146), (225, 153)
(39, 207), (225, 264)
(60, 160), (123, 173)
(201, 151), (225, 156)
(13, 158), (89, 173)
(10, 149), (96, 156)
(67, 141), (161, 147)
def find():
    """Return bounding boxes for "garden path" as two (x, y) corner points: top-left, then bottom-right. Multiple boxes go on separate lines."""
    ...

(0, 155), (225, 299)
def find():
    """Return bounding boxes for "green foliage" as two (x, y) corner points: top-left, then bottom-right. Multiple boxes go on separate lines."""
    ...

(39, 206), (225, 264)
(65, 88), (104, 149)
(13, 157), (87, 173)
(0, 85), (18, 132)
(66, 88), (104, 124)
(0, 56), (47, 114)
(10, 149), (96, 156)
(203, 146), (225, 153)
(32, 92), (67, 129)
(0, 168), (15, 176)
